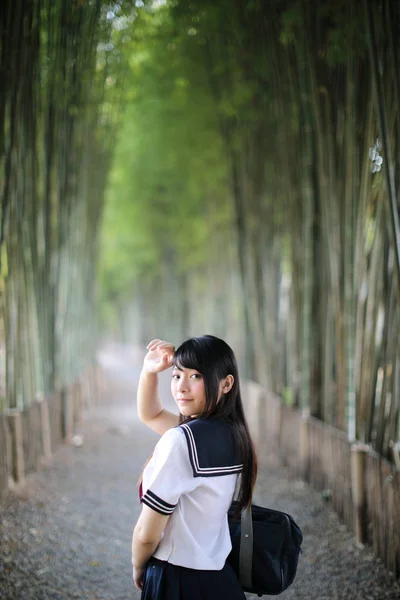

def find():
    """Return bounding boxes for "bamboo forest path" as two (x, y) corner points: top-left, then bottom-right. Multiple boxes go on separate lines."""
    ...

(1, 345), (399, 600)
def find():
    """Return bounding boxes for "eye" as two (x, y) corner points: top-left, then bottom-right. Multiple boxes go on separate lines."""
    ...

(172, 374), (180, 380)
(191, 373), (202, 379)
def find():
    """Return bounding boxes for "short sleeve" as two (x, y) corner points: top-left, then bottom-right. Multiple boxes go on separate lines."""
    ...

(141, 427), (194, 516)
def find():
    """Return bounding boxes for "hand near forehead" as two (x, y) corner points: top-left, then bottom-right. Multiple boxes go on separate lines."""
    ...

(143, 339), (175, 374)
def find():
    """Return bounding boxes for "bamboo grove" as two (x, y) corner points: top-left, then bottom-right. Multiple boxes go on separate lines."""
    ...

(1, 0), (400, 466)
(102, 0), (400, 464)
(0, 0), (128, 408)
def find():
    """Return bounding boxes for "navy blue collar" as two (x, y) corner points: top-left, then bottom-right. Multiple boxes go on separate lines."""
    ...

(179, 418), (243, 478)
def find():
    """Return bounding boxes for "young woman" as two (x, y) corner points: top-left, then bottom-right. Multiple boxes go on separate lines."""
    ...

(132, 335), (258, 600)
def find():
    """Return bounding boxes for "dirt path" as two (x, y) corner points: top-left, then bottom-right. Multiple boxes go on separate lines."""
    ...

(1, 347), (399, 600)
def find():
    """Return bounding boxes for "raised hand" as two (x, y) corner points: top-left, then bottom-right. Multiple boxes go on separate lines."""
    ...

(143, 339), (175, 374)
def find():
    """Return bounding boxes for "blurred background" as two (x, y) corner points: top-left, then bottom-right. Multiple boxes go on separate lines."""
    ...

(1, 0), (400, 467)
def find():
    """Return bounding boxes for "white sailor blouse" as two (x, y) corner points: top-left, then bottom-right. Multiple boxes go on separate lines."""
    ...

(141, 418), (243, 570)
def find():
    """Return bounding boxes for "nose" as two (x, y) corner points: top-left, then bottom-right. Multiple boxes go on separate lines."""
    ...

(177, 376), (188, 392)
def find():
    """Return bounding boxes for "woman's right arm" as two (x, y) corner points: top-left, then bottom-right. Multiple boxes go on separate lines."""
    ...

(137, 339), (180, 436)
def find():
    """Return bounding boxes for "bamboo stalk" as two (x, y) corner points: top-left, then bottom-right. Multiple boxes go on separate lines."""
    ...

(364, 0), (400, 300)
(344, 50), (357, 441)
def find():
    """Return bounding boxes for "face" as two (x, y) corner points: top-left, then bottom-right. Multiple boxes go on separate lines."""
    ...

(171, 366), (207, 418)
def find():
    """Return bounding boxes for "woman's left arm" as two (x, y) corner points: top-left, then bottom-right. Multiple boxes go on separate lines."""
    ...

(132, 505), (170, 589)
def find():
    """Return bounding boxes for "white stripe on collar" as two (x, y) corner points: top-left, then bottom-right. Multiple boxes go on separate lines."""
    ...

(180, 421), (243, 478)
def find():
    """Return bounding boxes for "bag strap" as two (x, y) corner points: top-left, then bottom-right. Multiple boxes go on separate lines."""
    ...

(239, 504), (253, 589)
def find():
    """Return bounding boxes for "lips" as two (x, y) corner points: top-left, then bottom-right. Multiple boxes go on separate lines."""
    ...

(177, 398), (193, 402)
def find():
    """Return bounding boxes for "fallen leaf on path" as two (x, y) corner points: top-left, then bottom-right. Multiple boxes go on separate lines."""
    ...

(90, 560), (100, 567)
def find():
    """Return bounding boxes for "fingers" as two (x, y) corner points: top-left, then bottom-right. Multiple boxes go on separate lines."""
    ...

(162, 353), (174, 365)
(133, 567), (145, 590)
(147, 339), (175, 353)
(134, 577), (143, 590)
(147, 338), (161, 348)
(147, 340), (174, 350)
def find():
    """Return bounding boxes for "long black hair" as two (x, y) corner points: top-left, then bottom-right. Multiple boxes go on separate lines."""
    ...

(174, 334), (258, 511)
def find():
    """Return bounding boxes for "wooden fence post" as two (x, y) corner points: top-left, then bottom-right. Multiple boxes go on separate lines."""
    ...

(81, 370), (93, 410)
(73, 381), (83, 434)
(37, 395), (52, 461)
(0, 415), (11, 494)
(96, 363), (106, 402)
(276, 400), (283, 455)
(300, 411), (310, 480)
(7, 409), (25, 484)
(257, 388), (266, 453)
(61, 388), (73, 442)
(91, 365), (98, 404)
(245, 381), (262, 447)
(351, 443), (368, 545)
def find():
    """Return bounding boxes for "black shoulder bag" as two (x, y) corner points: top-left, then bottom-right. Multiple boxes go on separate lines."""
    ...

(227, 502), (303, 597)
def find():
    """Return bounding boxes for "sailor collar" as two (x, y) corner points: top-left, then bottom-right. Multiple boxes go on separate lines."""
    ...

(179, 418), (243, 478)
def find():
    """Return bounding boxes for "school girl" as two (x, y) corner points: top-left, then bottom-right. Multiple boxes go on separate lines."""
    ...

(131, 335), (258, 599)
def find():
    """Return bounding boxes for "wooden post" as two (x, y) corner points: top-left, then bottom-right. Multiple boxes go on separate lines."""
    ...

(300, 411), (310, 480)
(1, 415), (12, 492)
(91, 364), (98, 404)
(257, 388), (266, 453)
(389, 441), (400, 469)
(264, 391), (282, 461)
(96, 363), (106, 402)
(81, 370), (93, 410)
(61, 388), (73, 442)
(276, 400), (283, 456)
(90, 364), (99, 404)
(351, 443), (368, 545)
(74, 381), (83, 434)
(246, 381), (261, 447)
(7, 409), (25, 484)
(37, 395), (52, 461)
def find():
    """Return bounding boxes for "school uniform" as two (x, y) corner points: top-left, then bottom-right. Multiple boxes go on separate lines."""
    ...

(140, 417), (246, 600)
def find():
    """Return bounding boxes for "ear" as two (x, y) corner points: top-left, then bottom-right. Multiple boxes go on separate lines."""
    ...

(221, 374), (234, 395)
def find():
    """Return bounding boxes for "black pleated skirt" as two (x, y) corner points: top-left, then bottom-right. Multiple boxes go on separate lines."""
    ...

(141, 557), (246, 600)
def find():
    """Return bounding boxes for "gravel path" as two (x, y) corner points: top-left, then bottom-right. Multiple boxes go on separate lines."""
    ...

(1, 349), (399, 600)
